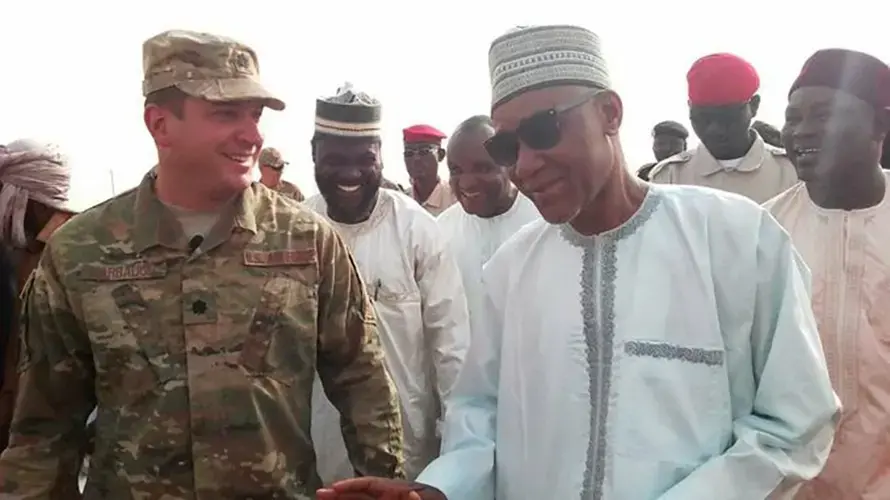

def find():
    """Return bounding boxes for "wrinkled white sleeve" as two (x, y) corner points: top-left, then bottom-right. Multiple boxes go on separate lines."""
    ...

(415, 276), (500, 500)
(659, 212), (840, 500)
(416, 225), (470, 416)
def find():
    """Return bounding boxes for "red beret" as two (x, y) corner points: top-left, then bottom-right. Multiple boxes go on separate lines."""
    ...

(687, 53), (760, 106)
(403, 124), (447, 144)
(790, 49), (890, 110)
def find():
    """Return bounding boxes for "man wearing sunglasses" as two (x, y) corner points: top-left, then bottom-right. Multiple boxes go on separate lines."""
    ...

(319, 24), (838, 500)
(257, 146), (305, 201)
(649, 53), (798, 203)
(404, 125), (457, 216)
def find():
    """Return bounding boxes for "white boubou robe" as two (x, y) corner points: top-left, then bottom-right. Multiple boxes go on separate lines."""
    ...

(417, 184), (840, 500)
(437, 192), (539, 343)
(305, 189), (470, 482)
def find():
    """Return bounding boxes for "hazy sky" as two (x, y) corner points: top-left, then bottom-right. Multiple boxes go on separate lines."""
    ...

(2, 0), (887, 211)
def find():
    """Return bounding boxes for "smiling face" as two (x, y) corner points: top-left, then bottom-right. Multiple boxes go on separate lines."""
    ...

(313, 135), (383, 223)
(490, 85), (621, 224)
(782, 85), (882, 184)
(145, 94), (265, 200)
(447, 125), (515, 218)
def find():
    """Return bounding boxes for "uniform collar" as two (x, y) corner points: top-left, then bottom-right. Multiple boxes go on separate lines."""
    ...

(700, 132), (769, 176)
(132, 170), (258, 254)
(416, 179), (448, 209)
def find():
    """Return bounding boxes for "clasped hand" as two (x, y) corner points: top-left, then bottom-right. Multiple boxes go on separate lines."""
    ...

(316, 477), (447, 500)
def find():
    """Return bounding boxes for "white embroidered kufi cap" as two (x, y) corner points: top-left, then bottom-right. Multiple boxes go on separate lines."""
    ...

(488, 25), (612, 110)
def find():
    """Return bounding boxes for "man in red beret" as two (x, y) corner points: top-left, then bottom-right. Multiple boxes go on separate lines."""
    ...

(404, 124), (457, 216)
(650, 53), (798, 203)
(765, 48), (890, 500)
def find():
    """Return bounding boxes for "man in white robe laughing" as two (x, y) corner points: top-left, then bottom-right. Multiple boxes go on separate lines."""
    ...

(306, 84), (470, 483)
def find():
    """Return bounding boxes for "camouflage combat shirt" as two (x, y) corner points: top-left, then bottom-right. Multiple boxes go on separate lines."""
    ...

(0, 173), (404, 499)
(272, 179), (305, 203)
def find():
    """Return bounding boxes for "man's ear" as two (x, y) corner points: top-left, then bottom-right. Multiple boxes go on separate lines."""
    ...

(144, 105), (172, 148)
(437, 147), (446, 162)
(749, 95), (761, 117)
(598, 90), (623, 136)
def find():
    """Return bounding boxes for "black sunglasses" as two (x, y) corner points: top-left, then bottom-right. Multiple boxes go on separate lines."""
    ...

(484, 90), (602, 166)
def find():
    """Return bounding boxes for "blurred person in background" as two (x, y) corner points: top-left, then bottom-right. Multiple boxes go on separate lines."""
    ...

(257, 146), (305, 201)
(405, 125), (457, 216)
(637, 120), (688, 180)
(0, 139), (78, 498)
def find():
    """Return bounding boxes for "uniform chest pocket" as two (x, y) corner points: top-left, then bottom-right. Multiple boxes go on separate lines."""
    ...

(79, 261), (172, 408)
(614, 340), (730, 463)
(239, 251), (319, 386)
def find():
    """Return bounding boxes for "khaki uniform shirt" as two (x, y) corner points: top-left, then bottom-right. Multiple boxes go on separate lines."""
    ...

(649, 133), (799, 204)
(272, 179), (305, 202)
(415, 180), (457, 217)
(0, 174), (404, 499)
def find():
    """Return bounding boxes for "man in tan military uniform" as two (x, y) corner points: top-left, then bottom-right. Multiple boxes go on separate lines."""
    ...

(258, 146), (305, 201)
(650, 53), (798, 203)
(0, 29), (404, 499)
(403, 125), (457, 216)
(636, 120), (688, 180)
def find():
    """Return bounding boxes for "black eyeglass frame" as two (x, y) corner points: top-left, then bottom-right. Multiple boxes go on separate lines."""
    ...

(484, 89), (604, 166)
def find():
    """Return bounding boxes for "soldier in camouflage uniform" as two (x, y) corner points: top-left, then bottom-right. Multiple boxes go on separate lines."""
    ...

(0, 29), (404, 499)
(258, 147), (305, 201)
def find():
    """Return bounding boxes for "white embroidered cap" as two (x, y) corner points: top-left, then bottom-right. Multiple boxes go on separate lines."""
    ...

(488, 25), (612, 110)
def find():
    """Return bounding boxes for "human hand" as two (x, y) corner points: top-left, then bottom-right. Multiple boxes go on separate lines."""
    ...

(316, 477), (447, 500)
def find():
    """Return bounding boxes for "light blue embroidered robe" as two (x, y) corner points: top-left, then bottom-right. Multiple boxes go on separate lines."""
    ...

(418, 184), (840, 500)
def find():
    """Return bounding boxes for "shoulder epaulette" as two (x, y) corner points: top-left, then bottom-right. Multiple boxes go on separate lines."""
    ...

(764, 143), (789, 156)
(648, 151), (692, 178)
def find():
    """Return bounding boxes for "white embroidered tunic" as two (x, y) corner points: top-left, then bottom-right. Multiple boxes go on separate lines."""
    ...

(436, 193), (539, 344)
(418, 184), (840, 499)
(305, 189), (470, 482)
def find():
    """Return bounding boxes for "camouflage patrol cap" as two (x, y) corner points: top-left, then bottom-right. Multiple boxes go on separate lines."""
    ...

(258, 147), (287, 168)
(142, 30), (285, 111)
